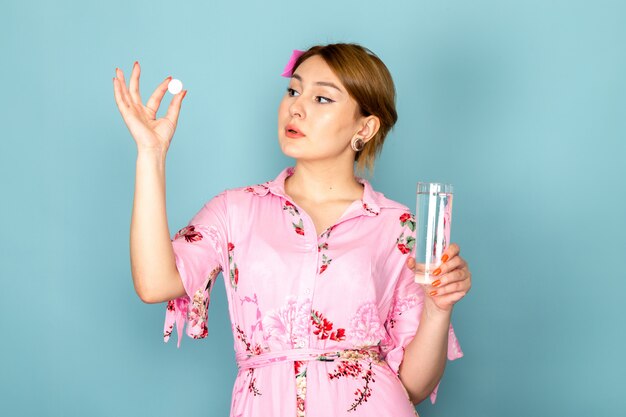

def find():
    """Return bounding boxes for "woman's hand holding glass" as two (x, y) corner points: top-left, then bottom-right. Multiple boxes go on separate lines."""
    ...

(112, 62), (187, 153)
(406, 243), (471, 312)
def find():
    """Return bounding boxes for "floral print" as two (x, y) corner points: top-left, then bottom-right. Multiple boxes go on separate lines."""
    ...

(384, 294), (420, 330)
(319, 254), (332, 274)
(362, 202), (379, 216)
(228, 242), (239, 290)
(243, 182), (270, 196)
(329, 360), (375, 412)
(262, 296), (312, 349)
(236, 325), (264, 356)
(162, 167), (462, 417)
(236, 325), (265, 396)
(173, 225), (203, 242)
(396, 213), (417, 255)
(320, 225), (334, 240)
(399, 213), (416, 231)
(163, 265), (220, 345)
(188, 288), (209, 339)
(347, 302), (385, 347)
(293, 219), (305, 236)
(318, 226), (333, 274)
(283, 200), (305, 236)
(311, 310), (346, 341)
(283, 200), (300, 216)
(294, 361), (307, 417)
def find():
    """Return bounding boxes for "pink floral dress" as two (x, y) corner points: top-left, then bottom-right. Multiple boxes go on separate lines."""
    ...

(163, 167), (463, 417)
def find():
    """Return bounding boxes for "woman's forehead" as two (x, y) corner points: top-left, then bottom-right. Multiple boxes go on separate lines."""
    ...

(292, 56), (345, 92)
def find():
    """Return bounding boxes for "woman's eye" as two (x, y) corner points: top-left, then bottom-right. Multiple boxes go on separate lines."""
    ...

(315, 96), (334, 104)
(287, 87), (299, 97)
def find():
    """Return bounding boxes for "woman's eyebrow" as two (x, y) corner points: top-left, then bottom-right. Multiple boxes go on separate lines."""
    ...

(292, 74), (343, 93)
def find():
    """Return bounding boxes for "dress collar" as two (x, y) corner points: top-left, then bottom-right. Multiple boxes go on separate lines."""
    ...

(250, 167), (406, 216)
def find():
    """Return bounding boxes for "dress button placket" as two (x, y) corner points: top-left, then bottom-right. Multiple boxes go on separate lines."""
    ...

(294, 206), (318, 350)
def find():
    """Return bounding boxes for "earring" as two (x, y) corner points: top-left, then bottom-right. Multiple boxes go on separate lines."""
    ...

(351, 137), (365, 152)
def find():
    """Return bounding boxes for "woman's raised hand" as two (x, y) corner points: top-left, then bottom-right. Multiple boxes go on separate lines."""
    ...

(113, 61), (187, 153)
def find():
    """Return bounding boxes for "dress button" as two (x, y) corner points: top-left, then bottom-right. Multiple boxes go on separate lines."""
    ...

(304, 288), (311, 295)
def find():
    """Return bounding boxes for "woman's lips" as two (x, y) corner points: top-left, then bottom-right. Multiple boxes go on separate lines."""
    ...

(285, 125), (304, 138)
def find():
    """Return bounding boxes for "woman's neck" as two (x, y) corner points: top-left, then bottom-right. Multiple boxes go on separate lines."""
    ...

(285, 160), (364, 204)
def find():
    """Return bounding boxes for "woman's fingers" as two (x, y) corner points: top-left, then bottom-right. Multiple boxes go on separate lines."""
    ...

(113, 62), (186, 124)
(431, 266), (471, 301)
(115, 68), (132, 106)
(406, 256), (416, 271)
(163, 89), (187, 128)
(146, 76), (172, 115)
(431, 291), (466, 307)
(113, 77), (128, 110)
(128, 61), (143, 104)
(431, 271), (471, 295)
(406, 257), (429, 274)
(443, 243), (461, 262)
(435, 254), (466, 277)
(424, 243), (471, 307)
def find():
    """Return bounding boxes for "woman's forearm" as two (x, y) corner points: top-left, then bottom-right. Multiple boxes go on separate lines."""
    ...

(397, 304), (452, 404)
(130, 148), (184, 303)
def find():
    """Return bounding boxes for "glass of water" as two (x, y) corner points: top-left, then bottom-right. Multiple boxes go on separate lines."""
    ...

(414, 182), (454, 285)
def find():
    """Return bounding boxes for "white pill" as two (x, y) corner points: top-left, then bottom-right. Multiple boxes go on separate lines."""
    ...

(168, 79), (183, 95)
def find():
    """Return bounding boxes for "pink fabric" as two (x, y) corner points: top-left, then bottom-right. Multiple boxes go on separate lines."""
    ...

(163, 167), (463, 416)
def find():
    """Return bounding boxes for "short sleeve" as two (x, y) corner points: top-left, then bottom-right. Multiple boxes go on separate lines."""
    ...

(380, 213), (463, 404)
(163, 192), (229, 347)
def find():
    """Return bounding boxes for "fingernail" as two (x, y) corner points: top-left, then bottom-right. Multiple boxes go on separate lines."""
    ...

(134, 61), (138, 67)
(182, 90), (188, 98)
(431, 279), (441, 287)
(433, 268), (442, 276)
(429, 290), (438, 296)
(441, 254), (449, 263)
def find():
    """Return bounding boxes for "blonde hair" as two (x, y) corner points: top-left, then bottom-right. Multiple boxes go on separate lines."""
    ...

(292, 43), (398, 174)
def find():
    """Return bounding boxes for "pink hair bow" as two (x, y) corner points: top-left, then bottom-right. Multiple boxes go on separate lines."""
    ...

(281, 49), (305, 77)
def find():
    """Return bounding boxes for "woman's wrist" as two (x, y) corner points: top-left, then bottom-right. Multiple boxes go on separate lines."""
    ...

(136, 146), (168, 162)
(422, 297), (453, 322)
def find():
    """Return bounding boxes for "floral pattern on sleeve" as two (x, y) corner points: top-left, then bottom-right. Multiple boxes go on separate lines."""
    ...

(163, 266), (221, 343)
(173, 225), (203, 243)
(228, 242), (239, 290)
(396, 213), (416, 255)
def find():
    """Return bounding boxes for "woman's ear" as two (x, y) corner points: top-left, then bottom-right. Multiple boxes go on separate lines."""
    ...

(356, 116), (381, 143)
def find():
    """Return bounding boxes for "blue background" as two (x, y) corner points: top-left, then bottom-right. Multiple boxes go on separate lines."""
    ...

(1, 0), (625, 416)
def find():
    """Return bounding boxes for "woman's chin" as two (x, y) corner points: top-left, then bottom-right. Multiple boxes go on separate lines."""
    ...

(278, 141), (306, 159)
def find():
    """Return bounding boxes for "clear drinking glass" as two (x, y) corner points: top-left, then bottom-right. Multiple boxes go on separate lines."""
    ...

(414, 182), (454, 284)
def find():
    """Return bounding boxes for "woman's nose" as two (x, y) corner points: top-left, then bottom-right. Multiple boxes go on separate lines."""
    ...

(289, 96), (305, 118)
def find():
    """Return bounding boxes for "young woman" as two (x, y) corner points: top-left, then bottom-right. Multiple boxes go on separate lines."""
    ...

(113, 43), (472, 417)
